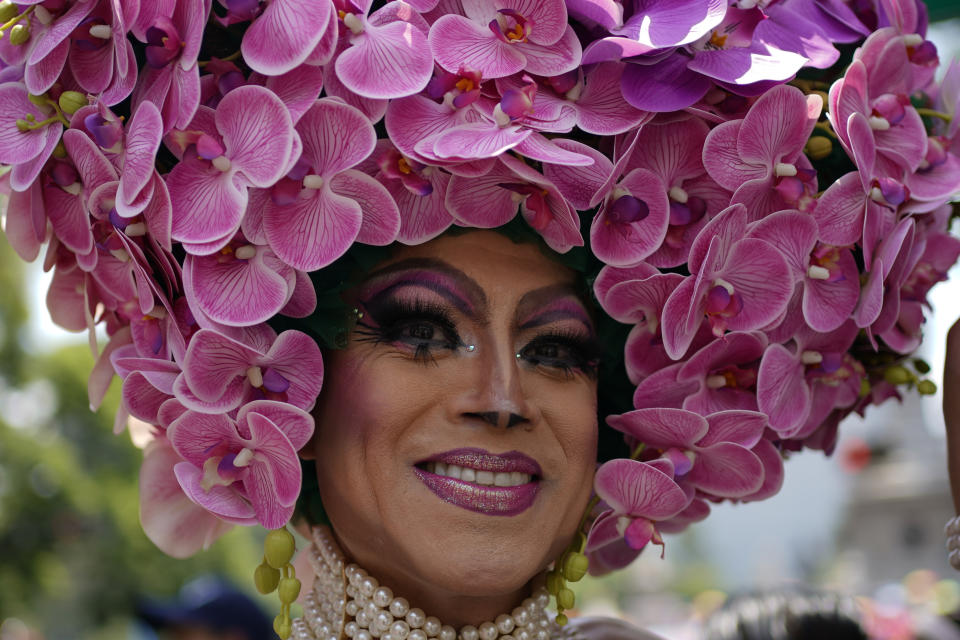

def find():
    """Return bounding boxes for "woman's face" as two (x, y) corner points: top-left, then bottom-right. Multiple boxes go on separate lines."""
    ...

(310, 231), (598, 617)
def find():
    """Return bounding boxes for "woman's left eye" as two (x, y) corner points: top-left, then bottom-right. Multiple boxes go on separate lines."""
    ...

(519, 334), (599, 378)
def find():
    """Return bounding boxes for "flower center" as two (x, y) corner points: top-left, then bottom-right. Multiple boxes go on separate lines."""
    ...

(490, 9), (530, 43)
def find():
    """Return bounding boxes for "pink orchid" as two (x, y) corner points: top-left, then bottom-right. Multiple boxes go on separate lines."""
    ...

(634, 331), (769, 416)
(445, 154), (583, 253)
(608, 408), (768, 499)
(332, 0), (435, 99)
(224, 0), (334, 76)
(131, 0), (208, 132)
(199, 58), (246, 109)
(140, 436), (235, 558)
(67, 0), (138, 104)
(167, 400), (314, 529)
(660, 204), (793, 359)
(757, 320), (859, 438)
(429, 0), (581, 80)
(585, 458), (687, 572)
(703, 85), (822, 220)
(0, 81), (64, 191)
(174, 327), (324, 414)
(165, 85), (297, 252)
(0, 0), (97, 95)
(620, 116), (731, 268)
(181, 231), (313, 327)
(746, 210), (860, 333)
(253, 98), (399, 271)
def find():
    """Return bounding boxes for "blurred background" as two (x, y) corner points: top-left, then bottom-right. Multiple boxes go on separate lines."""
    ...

(4, 8), (960, 640)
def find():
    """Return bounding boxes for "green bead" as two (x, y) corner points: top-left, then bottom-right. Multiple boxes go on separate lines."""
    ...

(0, 2), (18, 23)
(278, 577), (301, 604)
(557, 587), (575, 610)
(273, 614), (292, 639)
(883, 365), (911, 386)
(555, 613), (569, 626)
(545, 571), (562, 595)
(254, 562), (281, 594)
(58, 91), (87, 116)
(9, 23), (29, 45)
(562, 552), (589, 582)
(918, 379), (937, 395)
(913, 358), (931, 375)
(264, 528), (296, 569)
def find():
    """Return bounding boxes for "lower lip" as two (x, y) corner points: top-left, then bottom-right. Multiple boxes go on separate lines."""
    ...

(413, 468), (539, 516)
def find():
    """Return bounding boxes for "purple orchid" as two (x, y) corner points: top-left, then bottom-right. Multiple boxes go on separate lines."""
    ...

(165, 85), (297, 252)
(140, 436), (236, 558)
(445, 154), (583, 253)
(67, 0), (138, 104)
(252, 98), (399, 271)
(633, 331), (769, 416)
(332, 0), (435, 99)
(660, 204), (793, 359)
(168, 400), (314, 529)
(131, 0), (208, 132)
(757, 320), (859, 438)
(0, 81), (65, 192)
(429, 0), (581, 80)
(224, 0), (334, 76)
(174, 327), (324, 414)
(703, 85), (822, 220)
(585, 458), (687, 572)
(608, 408), (767, 499)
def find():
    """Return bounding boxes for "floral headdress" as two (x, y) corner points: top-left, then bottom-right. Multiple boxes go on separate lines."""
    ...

(2, 0), (959, 631)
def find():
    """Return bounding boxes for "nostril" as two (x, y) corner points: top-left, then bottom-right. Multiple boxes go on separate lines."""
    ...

(465, 411), (500, 426)
(464, 411), (529, 428)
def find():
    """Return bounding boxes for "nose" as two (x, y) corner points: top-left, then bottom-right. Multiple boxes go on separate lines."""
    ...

(449, 345), (537, 430)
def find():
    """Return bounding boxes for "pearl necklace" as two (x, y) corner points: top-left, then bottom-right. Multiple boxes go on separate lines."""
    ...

(293, 527), (562, 640)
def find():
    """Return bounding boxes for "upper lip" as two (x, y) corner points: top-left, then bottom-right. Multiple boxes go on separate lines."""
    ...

(418, 448), (542, 476)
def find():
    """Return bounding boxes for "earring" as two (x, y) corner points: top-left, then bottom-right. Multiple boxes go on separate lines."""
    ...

(465, 344), (476, 352)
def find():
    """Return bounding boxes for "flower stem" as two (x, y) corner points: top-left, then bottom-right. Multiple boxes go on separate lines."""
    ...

(916, 107), (952, 122)
(198, 50), (242, 67)
(0, 5), (33, 36)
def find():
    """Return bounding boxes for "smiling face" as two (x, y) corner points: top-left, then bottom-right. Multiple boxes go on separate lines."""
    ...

(310, 231), (599, 624)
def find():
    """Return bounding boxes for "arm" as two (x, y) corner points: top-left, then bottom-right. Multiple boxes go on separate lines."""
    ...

(944, 319), (960, 514)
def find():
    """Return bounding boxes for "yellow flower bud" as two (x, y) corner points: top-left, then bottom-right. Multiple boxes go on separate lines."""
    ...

(52, 141), (67, 159)
(264, 528), (296, 569)
(545, 571), (562, 595)
(27, 93), (47, 108)
(58, 91), (87, 116)
(562, 552), (589, 582)
(254, 562), (281, 594)
(804, 136), (832, 160)
(918, 379), (937, 395)
(557, 587), (575, 610)
(555, 613), (569, 626)
(913, 358), (931, 375)
(0, 2), (18, 23)
(273, 614), (292, 639)
(278, 577), (301, 604)
(9, 23), (29, 46)
(859, 378), (871, 398)
(883, 365), (911, 385)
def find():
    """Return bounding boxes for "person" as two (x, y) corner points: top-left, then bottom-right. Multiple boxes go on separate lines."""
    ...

(1, 1), (957, 640)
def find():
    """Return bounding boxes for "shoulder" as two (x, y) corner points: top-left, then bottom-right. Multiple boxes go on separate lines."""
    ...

(559, 616), (668, 640)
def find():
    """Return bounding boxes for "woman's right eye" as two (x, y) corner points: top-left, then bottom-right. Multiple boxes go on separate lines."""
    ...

(355, 299), (464, 362)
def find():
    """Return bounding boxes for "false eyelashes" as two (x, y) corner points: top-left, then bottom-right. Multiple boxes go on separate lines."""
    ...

(353, 295), (601, 378)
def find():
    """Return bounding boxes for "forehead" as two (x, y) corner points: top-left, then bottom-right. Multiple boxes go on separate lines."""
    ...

(370, 230), (580, 298)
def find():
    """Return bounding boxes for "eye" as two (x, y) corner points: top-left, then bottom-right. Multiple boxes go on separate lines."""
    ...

(354, 298), (464, 363)
(519, 332), (600, 379)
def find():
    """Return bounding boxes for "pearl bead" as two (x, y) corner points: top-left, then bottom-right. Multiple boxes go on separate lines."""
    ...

(479, 622), (498, 640)
(409, 631), (428, 640)
(501, 636), (515, 640)
(439, 625), (456, 640)
(360, 576), (379, 597)
(346, 622), (360, 637)
(374, 587), (394, 608)
(516, 631), (531, 640)
(390, 597), (410, 617)
(356, 611), (371, 627)
(382, 634), (392, 640)
(347, 602), (360, 616)
(511, 608), (529, 627)
(460, 625), (479, 640)
(390, 621), (410, 639)
(356, 631), (372, 640)
(495, 615), (515, 635)
(406, 608), (425, 629)
(535, 631), (549, 640)
(535, 592), (549, 608)
(374, 611), (394, 630)
(423, 617), (442, 637)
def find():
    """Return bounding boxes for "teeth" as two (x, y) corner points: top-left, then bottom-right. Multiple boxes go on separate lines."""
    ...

(425, 462), (531, 486)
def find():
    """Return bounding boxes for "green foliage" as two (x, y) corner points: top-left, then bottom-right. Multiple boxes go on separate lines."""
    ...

(0, 240), (265, 639)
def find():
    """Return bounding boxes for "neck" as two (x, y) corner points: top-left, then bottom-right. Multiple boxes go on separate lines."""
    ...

(302, 526), (554, 640)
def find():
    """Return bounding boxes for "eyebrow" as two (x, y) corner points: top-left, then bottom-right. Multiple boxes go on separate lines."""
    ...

(359, 258), (488, 315)
(517, 284), (595, 332)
